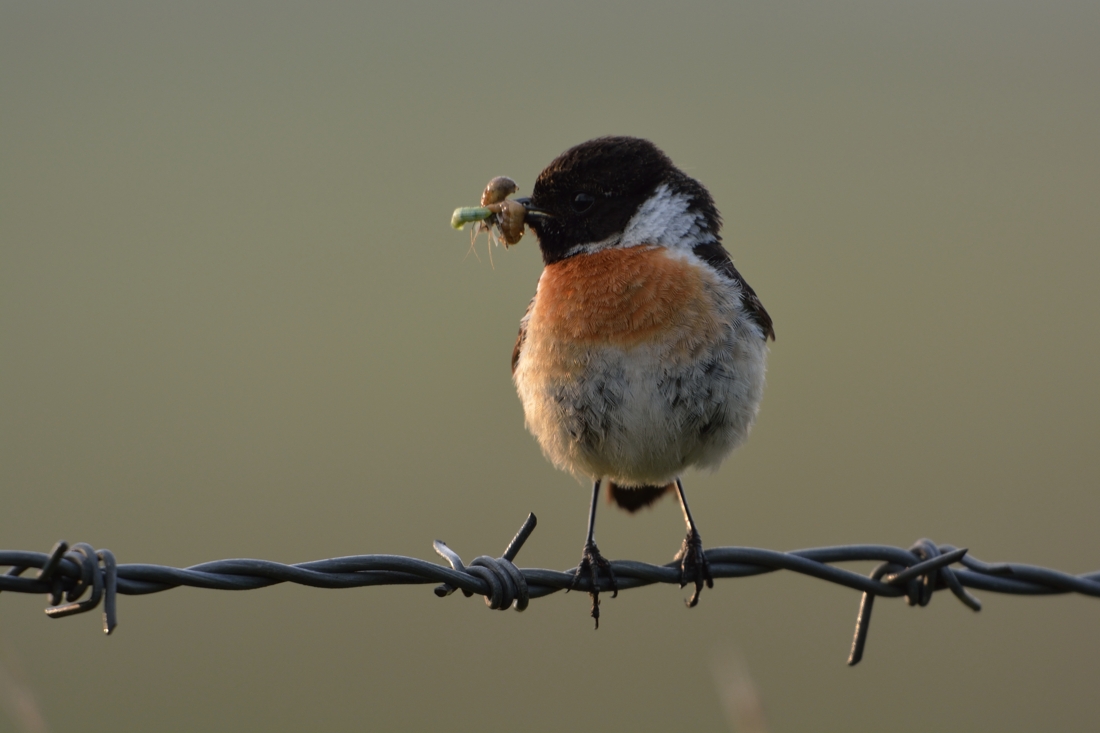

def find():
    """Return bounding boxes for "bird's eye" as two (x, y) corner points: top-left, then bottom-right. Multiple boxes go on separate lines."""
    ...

(571, 193), (596, 214)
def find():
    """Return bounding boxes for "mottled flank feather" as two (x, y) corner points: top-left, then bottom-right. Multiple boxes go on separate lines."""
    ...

(692, 241), (775, 341)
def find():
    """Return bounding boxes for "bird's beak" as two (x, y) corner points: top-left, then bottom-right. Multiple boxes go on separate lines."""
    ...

(513, 197), (553, 224)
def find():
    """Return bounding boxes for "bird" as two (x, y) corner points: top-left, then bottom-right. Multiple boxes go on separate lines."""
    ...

(509, 136), (774, 626)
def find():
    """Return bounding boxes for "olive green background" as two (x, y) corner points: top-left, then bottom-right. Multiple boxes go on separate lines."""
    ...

(2, 2), (1098, 731)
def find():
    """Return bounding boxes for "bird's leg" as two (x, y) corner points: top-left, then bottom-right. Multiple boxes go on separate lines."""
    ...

(673, 478), (714, 608)
(569, 478), (618, 628)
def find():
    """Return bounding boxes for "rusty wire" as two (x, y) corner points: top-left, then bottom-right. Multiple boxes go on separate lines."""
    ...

(2, 513), (1099, 665)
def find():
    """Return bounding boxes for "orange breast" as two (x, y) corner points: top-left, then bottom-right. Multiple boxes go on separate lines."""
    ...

(532, 245), (722, 353)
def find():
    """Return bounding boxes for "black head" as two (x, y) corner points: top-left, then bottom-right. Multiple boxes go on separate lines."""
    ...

(523, 137), (721, 265)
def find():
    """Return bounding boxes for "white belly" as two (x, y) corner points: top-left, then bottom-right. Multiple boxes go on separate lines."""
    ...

(516, 338), (766, 485)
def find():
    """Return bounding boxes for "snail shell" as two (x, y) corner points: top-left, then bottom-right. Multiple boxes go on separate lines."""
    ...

(480, 176), (519, 206)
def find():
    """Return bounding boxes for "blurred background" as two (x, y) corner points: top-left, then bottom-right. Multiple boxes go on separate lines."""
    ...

(2, 2), (1098, 731)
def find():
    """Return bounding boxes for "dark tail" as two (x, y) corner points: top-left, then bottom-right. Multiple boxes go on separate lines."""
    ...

(607, 481), (675, 513)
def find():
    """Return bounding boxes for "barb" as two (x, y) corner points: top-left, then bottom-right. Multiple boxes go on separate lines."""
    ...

(2, 514), (1099, 664)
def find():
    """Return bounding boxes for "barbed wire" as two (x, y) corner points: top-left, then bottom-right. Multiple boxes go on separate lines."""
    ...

(2, 513), (1098, 665)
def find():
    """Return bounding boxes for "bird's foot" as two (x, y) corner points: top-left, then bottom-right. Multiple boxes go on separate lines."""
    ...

(569, 540), (618, 629)
(674, 529), (714, 608)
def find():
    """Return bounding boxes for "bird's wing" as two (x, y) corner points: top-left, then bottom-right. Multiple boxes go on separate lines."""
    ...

(511, 296), (536, 374)
(692, 241), (775, 341)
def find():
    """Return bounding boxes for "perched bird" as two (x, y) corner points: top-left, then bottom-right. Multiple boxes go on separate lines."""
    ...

(510, 137), (774, 625)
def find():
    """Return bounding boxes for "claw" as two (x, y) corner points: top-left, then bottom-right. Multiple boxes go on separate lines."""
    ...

(674, 529), (714, 608)
(569, 540), (618, 628)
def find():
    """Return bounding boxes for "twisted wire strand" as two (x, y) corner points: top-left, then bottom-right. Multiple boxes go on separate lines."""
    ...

(2, 514), (1098, 665)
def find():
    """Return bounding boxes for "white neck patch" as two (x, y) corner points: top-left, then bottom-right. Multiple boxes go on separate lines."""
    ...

(566, 184), (717, 257)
